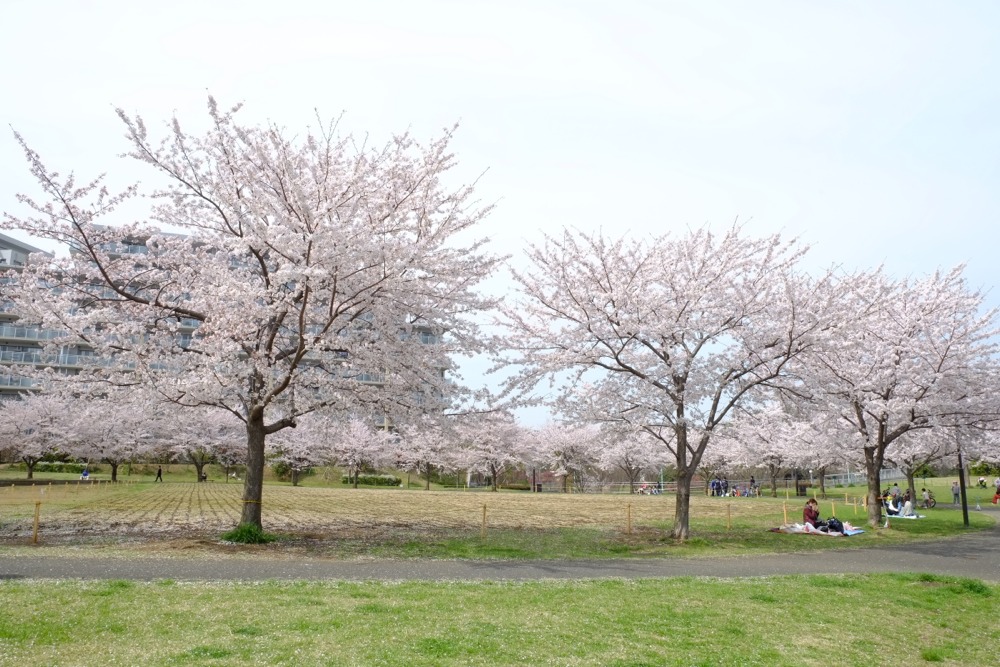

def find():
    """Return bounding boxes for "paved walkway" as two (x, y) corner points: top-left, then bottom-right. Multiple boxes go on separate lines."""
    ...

(3, 520), (998, 583)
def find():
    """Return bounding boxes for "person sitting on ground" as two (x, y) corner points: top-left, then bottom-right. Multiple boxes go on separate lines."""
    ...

(899, 494), (915, 517)
(885, 494), (901, 516)
(803, 498), (827, 530)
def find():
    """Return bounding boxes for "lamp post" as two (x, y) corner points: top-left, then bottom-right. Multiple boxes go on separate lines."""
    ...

(956, 437), (970, 527)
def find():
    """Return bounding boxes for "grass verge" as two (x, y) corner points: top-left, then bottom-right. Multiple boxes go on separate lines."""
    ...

(0, 573), (996, 666)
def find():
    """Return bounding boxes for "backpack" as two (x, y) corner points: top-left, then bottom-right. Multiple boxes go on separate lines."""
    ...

(827, 517), (844, 533)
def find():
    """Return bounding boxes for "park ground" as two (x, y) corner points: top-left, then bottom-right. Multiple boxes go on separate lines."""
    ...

(1, 472), (998, 666)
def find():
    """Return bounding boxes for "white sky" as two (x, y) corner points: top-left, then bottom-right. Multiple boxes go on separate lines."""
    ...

(3, 1), (1000, 424)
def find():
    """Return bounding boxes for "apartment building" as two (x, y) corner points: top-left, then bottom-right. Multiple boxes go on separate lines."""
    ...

(0, 232), (58, 399)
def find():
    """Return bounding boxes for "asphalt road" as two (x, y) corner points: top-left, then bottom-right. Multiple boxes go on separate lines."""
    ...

(3, 518), (998, 583)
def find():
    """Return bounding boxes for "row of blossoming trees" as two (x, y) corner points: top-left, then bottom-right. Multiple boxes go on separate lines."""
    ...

(0, 390), (669, 492)
(2, 99), (999, 538)
(497, 227), (1000, 536)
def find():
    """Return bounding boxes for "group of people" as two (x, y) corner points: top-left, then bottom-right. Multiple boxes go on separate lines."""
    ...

(709, 476), (729, 496)
(708, 476), (759, 497)
(881, 485), (917, 517)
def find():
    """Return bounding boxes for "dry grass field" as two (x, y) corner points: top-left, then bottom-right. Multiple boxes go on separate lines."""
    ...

(0, 479), (870, 542)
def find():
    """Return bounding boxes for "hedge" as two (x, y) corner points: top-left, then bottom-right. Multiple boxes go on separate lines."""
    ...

(341, 474), (402, 487)
(10, 462), (101, 474)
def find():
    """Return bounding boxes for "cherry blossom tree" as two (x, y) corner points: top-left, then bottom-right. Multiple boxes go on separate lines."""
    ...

(595, 427), (669, 493)
(0, 392), (72, 478)
(528, 422), (601, 492)
(500, 225), (828, 539)
(884, 430), (954, 504)
(4, 99), (499, 529)
(715, 403), (800, 498)
(802, 267), (1000, 527)
(165, 407), (245, 482)
(266, 413), (334, 486)
(394, 415), (461, 490)
(70, 390), (159, 482)
(454, 411), (526, 492)
(329, 417), (394, 488)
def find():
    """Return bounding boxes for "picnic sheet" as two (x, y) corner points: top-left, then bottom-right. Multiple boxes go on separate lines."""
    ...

(770, 522), (865, 536)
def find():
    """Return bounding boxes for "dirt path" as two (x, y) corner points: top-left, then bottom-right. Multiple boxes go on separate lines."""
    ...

(3, 520), (998, 583)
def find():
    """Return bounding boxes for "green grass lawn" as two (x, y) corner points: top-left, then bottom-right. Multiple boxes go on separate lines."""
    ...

(0, 574), (996, 666)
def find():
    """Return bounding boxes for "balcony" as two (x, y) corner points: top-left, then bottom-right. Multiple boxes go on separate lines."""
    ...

(0, 375), (35, 388)
(0, 350), (103, 368)
(0, 325), (66, 342)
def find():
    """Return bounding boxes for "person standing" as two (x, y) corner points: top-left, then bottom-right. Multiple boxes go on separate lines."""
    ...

(951, 480), (961, 505)
(921, 488), (931, 509)
(155, 466), (163, 482)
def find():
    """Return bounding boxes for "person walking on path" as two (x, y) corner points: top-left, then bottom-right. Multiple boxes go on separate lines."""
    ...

(155, 466), (163, 482)
(952, 481), (961, 505)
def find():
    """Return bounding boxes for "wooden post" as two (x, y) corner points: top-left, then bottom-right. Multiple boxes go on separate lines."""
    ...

(727, 503), (732, 530)
(481, 504), (487, 539)
(627, 503), (632, 535)
(32, 501), (41, 545)
(831, 501), (836, 518)
(845, 492), (849, 503)
(782, 502), (788, 525)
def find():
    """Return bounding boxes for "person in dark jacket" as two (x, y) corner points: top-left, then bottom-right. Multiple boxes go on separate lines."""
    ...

(803, 498), (820, 527)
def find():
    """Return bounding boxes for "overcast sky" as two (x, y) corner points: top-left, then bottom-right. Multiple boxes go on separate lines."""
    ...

(3, 1), (999, 423)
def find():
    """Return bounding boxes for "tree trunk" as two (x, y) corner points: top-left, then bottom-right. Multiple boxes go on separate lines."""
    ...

(424, 462), (432, 491)
(239, 410), (266, 528)
(905, 470), (917, 505)
(110, 462), (119, 483)
(769, 463), (779, 498)
(864, 446), (884, 528)
(291, 468), (300, 487)
(671, 428), (697, 540)
(817, 465), (827, 499)
(673, 472), (692, 539)
(194, 460), (205, 482)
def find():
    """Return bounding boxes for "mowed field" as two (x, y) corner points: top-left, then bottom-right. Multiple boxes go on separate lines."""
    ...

(1, 481), (756, 534)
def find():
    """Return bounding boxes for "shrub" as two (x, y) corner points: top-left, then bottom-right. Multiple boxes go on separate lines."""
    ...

(271, 461), (313, 482)
(14, 462), (101, 474)
(341, 474), (402, 487)
(221, 523), (277, 544)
